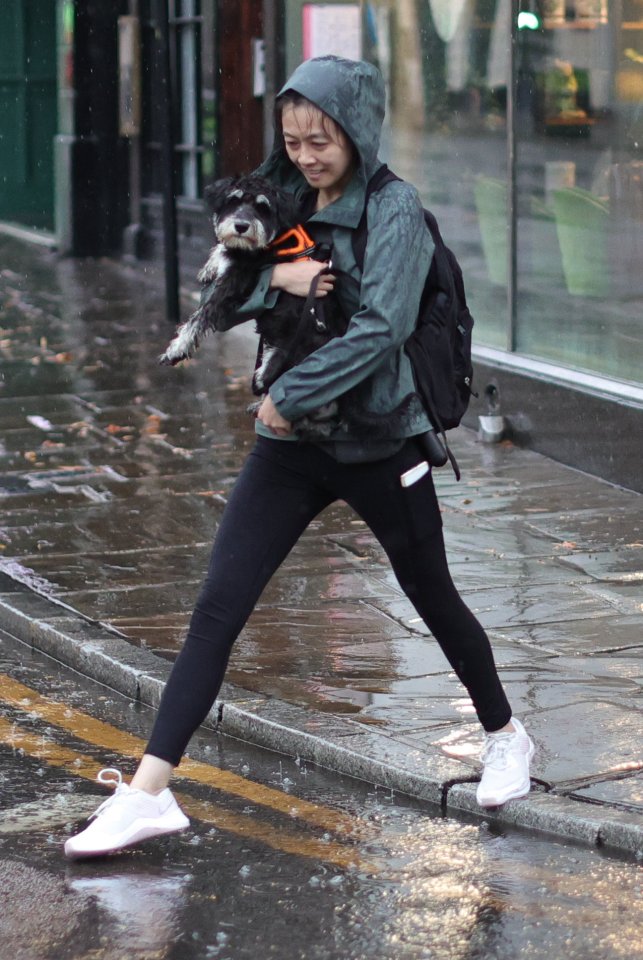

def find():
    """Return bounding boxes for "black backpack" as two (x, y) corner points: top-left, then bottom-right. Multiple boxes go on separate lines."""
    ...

(352, 165), (475, 480)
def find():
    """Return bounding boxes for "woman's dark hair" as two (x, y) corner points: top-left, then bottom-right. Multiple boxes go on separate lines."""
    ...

(274, 89), (357, 159)
(274, 90), (310, 123)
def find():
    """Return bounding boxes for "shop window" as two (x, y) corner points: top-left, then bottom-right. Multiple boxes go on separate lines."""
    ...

(285, 2), (642, 386)
(364, 0), (509, 348)
(515, 2), (643, 384)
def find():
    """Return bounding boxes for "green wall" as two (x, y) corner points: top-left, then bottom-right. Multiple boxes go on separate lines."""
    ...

(0, 0), (58, 229)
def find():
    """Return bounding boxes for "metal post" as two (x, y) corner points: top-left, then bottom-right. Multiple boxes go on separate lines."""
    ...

(262, 0), (286, 156)
(262, 0), (277, 156)
(506, 1), (518, 353)
(154, 0), (180, 323)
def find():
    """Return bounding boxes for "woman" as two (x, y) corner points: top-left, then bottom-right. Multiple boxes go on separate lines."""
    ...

(65, 56), (534, 860)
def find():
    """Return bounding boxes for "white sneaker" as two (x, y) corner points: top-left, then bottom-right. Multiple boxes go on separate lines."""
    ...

(64, 768), (189, 860)
(476, 718), (535, 808)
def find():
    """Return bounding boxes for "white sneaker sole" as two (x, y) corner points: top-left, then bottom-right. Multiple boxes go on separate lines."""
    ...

(476, 740), (535, 809)
(64, 809), (189, 860)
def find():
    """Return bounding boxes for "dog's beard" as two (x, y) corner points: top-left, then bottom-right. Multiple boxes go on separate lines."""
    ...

(215, 215), (273, 251)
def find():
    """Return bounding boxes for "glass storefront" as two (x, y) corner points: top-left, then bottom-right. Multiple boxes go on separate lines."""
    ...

(515, 1), (642, 384)
(287, 1), (643, 388)
(366, 0), (511, 350)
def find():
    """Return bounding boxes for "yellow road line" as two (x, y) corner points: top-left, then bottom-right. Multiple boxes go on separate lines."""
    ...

(0, 716), (368, 869)
(0, 674), (363, 837)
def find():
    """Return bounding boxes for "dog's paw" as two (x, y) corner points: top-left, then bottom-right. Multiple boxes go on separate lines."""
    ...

(197, 266), (214, 284)
(158, 353), (180, 366)
(198, 246), (226, 284)
(158, 345), (190, 366)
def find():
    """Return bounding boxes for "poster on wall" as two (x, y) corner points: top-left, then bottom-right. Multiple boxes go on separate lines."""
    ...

(302, 4), (361, 61)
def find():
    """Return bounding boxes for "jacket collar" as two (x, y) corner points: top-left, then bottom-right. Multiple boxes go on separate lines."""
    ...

(305, 165), (384, 229)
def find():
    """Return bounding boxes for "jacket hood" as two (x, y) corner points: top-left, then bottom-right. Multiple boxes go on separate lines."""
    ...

(256, 56), (385, 203)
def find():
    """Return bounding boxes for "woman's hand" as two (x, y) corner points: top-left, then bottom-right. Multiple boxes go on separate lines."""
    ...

(256, 395), (293, 437)
(270, 261), (335, 298)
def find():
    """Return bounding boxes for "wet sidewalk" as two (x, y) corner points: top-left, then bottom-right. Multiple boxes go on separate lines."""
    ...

(0, 234), (642, 854)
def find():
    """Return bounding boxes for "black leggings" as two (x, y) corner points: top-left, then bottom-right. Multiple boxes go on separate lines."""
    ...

(146, 436), (511, 765)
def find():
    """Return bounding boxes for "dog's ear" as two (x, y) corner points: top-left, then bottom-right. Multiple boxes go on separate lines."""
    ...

(204, 177), (237, 214)
(273, 188), (301, 231)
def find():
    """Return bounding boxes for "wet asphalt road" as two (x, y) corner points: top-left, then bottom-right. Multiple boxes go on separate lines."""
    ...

(0, 632), (641, 960)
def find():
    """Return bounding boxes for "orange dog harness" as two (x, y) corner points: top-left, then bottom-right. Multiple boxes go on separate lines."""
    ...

(268, 224), (317, 261)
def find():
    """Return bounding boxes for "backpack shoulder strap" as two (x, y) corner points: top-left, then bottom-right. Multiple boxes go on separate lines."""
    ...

(351, 164), (401, 271)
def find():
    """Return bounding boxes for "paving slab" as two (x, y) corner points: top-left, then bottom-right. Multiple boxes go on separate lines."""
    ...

(524, 506), (643, 550)
(441, 517), (564, 560)
(374, 555), (586, 593)
(556, 545), (643, 582)
(439, 481), (631, 517)
(51, 583), (200, 623)
(547, 650), (643, 683)
(498, 615), (643, 654)
(370, 583), (616, 633)
(517, 702), (642, 786)
(570, 773), (643, 812)
(578, 580), (643, 614)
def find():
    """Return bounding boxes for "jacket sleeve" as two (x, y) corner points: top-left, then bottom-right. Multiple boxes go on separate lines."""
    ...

(269, 184), (434, 421)
(203, 264), (280, 333)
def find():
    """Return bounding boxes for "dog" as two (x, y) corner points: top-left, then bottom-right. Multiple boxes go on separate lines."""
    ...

(159, 176), (348, 438)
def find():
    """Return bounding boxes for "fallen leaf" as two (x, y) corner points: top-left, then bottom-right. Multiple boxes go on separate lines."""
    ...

(69, 421), (91, 437)
(142, 414), (164, 436)
(105, 424), (132, 435)
(50, 352), (74, 364)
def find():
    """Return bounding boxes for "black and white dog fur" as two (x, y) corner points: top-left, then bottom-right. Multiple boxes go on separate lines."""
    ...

(160, 176), (348, 438)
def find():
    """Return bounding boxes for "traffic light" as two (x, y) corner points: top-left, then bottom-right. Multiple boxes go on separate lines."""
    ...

(517, 11), (541, 30)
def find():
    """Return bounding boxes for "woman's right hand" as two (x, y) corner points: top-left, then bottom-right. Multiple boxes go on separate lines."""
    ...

(270, 261), (335, 298)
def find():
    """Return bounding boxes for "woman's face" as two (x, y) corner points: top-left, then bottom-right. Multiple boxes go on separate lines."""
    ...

(281, 103), (355, 201)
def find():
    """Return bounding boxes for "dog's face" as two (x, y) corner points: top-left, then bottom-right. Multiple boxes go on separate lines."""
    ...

(204, 176), (300, 252)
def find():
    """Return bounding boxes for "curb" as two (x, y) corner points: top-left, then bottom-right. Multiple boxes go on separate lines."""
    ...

(1, 585), (642, 859)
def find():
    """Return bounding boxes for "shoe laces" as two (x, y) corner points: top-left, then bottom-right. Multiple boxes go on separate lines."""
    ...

(90, 768), (127, 820)
(480, 733), (515, 770)
(97, 767), (123, 788)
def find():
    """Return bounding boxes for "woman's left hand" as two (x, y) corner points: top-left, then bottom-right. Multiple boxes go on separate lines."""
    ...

(256, 395), (293, 436)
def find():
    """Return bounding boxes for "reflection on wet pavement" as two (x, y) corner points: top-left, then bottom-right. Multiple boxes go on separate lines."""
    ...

(1, 646), (642, 960)
(1, 236), (642, 806)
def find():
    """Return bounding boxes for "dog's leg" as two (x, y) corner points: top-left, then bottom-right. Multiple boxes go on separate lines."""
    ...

(159, 306), (211, 365)
(198, 245), (229, 284)
(161, 247), (231, 365)
(252, 343), (281, 394)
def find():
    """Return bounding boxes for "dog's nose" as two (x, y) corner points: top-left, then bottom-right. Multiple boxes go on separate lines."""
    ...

(234, 221), (250, 234)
